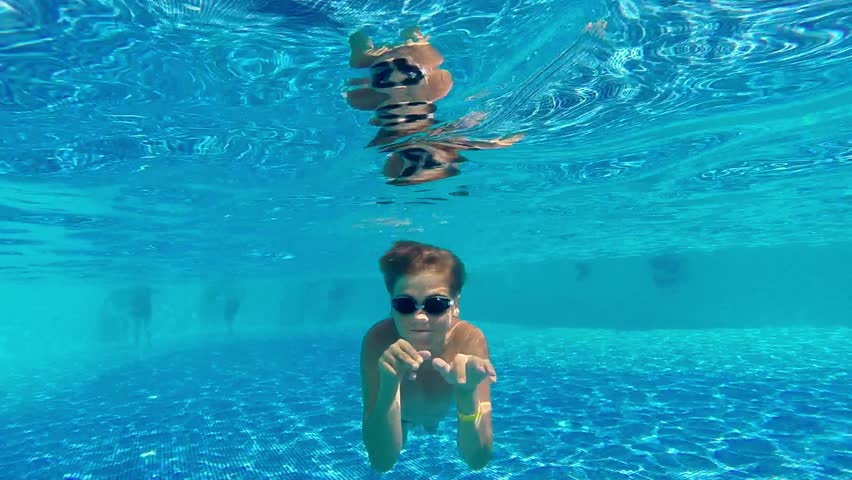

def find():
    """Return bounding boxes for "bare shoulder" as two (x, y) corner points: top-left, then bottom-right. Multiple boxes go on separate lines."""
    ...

(361, 318), (397, 354)
(447, 320), (490, 359)
(450, 319), (483, 338)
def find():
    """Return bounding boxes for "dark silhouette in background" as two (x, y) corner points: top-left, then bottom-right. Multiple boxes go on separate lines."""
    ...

(649, 253), (686, 288)
(96, 285), (152, 347)
(200, 280), (244, 335)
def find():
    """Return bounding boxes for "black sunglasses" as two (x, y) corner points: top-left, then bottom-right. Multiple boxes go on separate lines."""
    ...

(391, 295), (454, 315)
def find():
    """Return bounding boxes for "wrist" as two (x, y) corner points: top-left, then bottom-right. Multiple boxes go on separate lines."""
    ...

(379, 373), (400, 389)
(454, 380), (478, 396)
(455, 388), (479, 416)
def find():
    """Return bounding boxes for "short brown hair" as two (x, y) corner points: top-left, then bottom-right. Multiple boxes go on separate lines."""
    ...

(379, 240), (466, 296)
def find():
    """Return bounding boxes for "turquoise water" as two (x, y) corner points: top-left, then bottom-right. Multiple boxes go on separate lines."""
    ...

(1, 0), (850, 275)
(3, 328), (851, 478)
(1, 0), (851, 478)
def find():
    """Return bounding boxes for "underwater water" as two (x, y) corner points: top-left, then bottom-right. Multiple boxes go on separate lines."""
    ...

(1, 0), (851, 478)
(2, 329), (851, 479)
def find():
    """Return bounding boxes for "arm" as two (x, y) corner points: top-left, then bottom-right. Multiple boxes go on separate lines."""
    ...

(360, 323), (404, 472)
(454, 327), (494, 470)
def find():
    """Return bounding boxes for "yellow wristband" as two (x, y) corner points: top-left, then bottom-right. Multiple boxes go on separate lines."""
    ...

(458, 405), (480, 423)
(458, 402), (490, 424)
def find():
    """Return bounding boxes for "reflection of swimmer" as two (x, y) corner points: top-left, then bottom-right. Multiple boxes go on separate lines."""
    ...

(377, 133), (524, 186)
(347, 27), (452, 146)
(97, 285), (152, 347)
(346, 27), (524, 186)
(360, 241), (496, 471)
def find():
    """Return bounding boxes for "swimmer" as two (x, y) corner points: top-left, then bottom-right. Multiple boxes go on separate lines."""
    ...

(223, 293), (240, 335)
(360, 241), (497, 471)
(200, 280), (243, 334)
(127, 285), (152, 348)
(97, 285), (152, 347)
(346, 27), (524, 186)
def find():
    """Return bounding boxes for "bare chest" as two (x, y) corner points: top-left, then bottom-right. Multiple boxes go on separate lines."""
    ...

(399, 370), (453, 426)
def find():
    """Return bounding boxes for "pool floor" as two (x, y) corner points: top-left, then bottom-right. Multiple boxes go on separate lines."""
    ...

(2, 326), (850, 479)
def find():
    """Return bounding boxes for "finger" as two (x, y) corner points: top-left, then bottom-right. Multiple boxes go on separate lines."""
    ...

(470, 357), (489, 381)
(408, 351), (432, 381)
(382, 350), (409, 374)
(399, 354), (420, 372)
(431, 357), (454, 382)
(393, 341), (422, 364)
(485, 360), (497, 382)
(390, 346), (420, 372)
(396, 340), (424, 363)
(379, 358), (397, 377)
(431, 357), (450, 373)
(454, 355), (468, 385)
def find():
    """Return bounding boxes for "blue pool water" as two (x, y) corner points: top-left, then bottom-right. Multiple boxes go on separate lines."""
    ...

(1, 0), (851, 478)
(1, 0), (850, 275)
(2, 328), (851, 479)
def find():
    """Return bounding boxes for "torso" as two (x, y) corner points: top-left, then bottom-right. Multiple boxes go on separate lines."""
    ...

(399, 363), (453, 430)
(368, 318), (472, 432)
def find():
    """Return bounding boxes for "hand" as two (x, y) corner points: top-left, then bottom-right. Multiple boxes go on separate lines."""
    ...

(378, 339), (432, 384)
(432, 354), (497, 392)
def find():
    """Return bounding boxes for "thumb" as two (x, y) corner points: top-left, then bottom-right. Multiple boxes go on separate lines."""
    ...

(417, 350), (432, 362)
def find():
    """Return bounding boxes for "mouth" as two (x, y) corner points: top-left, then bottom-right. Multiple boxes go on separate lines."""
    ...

(410, 329), (432, 333)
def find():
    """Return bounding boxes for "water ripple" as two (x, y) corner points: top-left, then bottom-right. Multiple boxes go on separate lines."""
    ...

(0, 0), (850, 276)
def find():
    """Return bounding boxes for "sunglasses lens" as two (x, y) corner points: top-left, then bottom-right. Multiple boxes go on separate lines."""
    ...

(391, 297), (417, 314)
(424, 297), (452, 315)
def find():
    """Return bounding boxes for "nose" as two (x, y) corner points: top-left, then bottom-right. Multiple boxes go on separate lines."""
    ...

(411, 308), (430, 326)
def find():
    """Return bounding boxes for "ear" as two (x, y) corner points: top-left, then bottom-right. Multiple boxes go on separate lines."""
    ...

(453, 294), (461, 316)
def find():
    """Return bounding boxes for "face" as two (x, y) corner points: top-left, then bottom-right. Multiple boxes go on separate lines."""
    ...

(390, 270), (459, 353)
